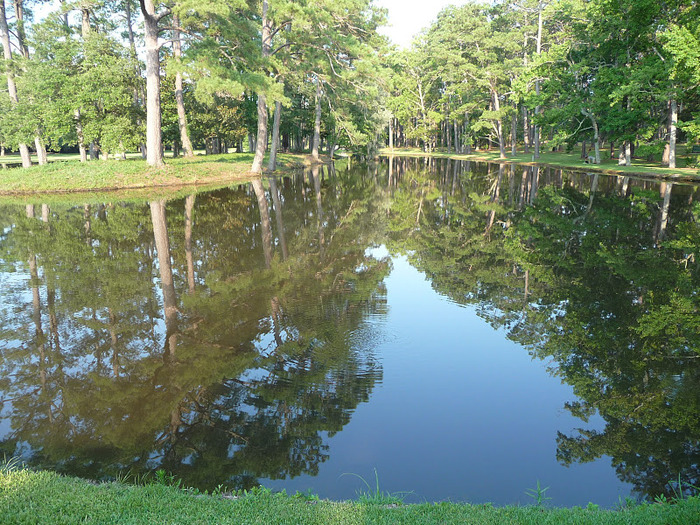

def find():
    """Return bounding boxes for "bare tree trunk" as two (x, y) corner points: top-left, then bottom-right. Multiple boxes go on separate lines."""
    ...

(511, 103), (517, 156)
(311, 77), (322, 161)
(140, 0), (165, 168)
(669, 98), (677, 169)
(492, 87), (506, 159)
(581, 109), (601, 164)
(252, 0), (271, 173)
(34, 136), (48, 165)
(268, 100), (282, 171)
(1, 0), (31, 167)
(173, 14), (194, 158)
(389, 118), (394, 151)
(454, 121), (459, 154)
(75, 109), (88, 162)
(522, 106), (530, 154)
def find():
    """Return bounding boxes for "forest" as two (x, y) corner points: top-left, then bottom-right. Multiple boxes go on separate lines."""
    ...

(1, 0), (699, 172)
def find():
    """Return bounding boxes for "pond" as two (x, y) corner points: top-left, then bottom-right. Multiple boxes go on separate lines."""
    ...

(0, 157), (698, 508)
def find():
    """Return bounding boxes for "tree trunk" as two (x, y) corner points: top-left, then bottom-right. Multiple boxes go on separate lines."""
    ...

(492, 87), (506, 159)
(311, 77), (322, 160)
(184, 194), (195, 294)
(669, 97), (677, 169)
(464, 112), (472, 154)
(389, 118), (394, 151)
(533, 8), (543, 159)
(581, 109), (601, 164)
(252, 179), (273, 268)
(313, 166), (325, 252)
(454, 120), (459, 154)
(34, 136), (48, 165)
(140, 0), (165, 168)
(269, 176), (288, 260)
(81, 7), (90, 36)
(268, 100), (282, 171)
(14, 0), (29, 58)
(656, 182), (673, 242)
(75, 109), (87, 161)
(0, 0), (31, 167)
(511, 103), (517, 156)
(173, 15), (194, 158)
(251, 0), (271, 173)
(150, 200), (177, 356)
(522, 106), (530, 154)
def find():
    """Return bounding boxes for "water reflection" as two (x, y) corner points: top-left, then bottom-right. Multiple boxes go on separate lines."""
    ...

(0, 172), (388, 490)
(383, 156), (700, 499)
(0, 159), (698, 502)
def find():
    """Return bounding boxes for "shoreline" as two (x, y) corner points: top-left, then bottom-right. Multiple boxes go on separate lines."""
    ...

(1, 468), (698, 524)
(0, 149), (697, 199)
(0, 153), (333, 197)
(380, 148), (700, 183)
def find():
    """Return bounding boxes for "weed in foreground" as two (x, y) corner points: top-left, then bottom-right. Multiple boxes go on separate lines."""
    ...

(341, 469), (411, 505)
(524, 480), (552, 507)
(0, 455), (23, 473)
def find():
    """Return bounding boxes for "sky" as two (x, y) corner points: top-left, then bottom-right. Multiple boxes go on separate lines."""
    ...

(34, 0), (470, 50)
(374, 0), (470, 49)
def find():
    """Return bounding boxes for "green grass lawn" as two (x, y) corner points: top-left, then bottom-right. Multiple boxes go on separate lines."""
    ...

(381, 147), (700, 180)
(1, 468), (698, 525)
(0, 152), (315, 195)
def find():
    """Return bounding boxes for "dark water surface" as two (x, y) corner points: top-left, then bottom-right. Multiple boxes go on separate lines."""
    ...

(1, 158), (698, 507)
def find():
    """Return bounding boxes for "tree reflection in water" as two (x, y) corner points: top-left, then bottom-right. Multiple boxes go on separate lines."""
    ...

(0, 159), (698, 500)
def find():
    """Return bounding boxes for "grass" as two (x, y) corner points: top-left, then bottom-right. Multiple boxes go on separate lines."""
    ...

(1, 467), (699, 524)
(381, 146), (700, 181)
(0, 151), (321, 196)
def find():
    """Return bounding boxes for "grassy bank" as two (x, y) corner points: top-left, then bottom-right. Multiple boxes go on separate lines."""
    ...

(381, 147), (700, 181)
(1, 468), (698, 525)
(0, 153), (320, 195)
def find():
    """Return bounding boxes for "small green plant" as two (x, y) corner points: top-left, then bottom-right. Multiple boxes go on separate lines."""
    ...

(238, 485), (272, 499)
(524, 480), (552, 507)
(341, 469), (410, 505)
(662, 474), (700, 503)
(0, 455), (23, 473)
(615, 496), (638, 510)
(293, 488), (320, 502)
(153, 469), (182, 489)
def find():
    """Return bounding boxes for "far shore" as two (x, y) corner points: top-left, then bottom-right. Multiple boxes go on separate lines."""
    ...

(380, 146), (700, 182)
(0, 146), (697, 199)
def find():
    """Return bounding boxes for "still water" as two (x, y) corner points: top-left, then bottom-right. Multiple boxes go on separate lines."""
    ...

(0, 158), (698, 507)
